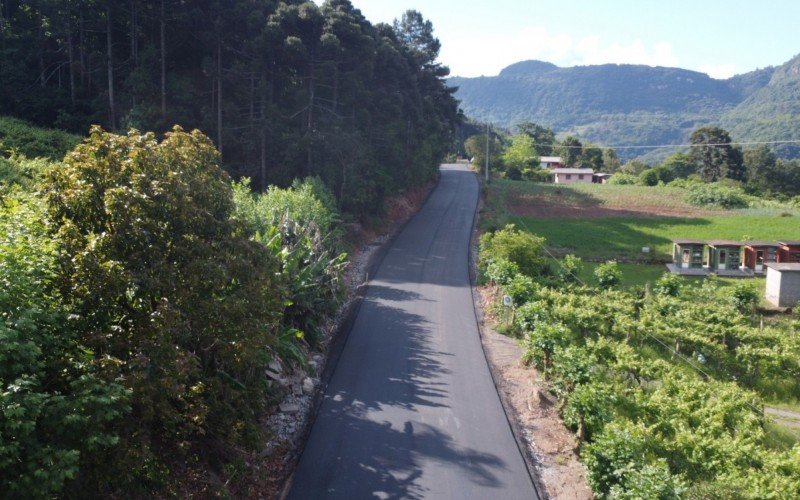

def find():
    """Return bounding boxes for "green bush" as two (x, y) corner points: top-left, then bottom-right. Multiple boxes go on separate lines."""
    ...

(479, 224), (548, 278)
(505, 274), (538, 306)
(522, 168), (552, 182)
(685, 183), (749, 209)
(638, 166), (674, 186)
(233, 178), (346, 345)
(484, 258), (521, 286)
(505, 166), (522, 180)
(521, 321), (570, 374)
(0, 194), (128, 497)
(654, 272), (682, 297)
(594, 260), (622, 289)
(0, 153), (51, 193)
(0, 116), (81, 160)
(46, 126), (286, 488)
(558, 254), (584, 284)
(729, 281), (759, 315)
(607, 173), (637, 185)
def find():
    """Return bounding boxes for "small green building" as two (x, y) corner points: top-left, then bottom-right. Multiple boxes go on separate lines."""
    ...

(673, 239), (705, 269)
(708, 240), (742, 271)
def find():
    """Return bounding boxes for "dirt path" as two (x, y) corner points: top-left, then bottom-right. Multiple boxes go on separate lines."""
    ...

(476, 286), (593, 500)
(766, 406), (800, 429)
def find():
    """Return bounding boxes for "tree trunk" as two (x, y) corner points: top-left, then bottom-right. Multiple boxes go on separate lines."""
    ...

(216, 35), (222, 155)
(306, 56), (315, 175)
(160, 0), (166, 121)
(79, 9), (87, 88)
(106, 4), (116, 129)
(67, 18), (75, 105)
(130, 1), (137, 62)
(37, 11), (45, 87)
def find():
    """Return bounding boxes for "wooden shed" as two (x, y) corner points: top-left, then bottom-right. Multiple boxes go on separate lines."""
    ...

(765, 263), (800, 308)
(777, 241), (800, 263)
(672, 239), (705, 269)
(707, 240), (742, 271)
(743, 241), (779, 273)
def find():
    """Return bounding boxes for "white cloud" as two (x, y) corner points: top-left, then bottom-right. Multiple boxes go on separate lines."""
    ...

(443, 25), (682, 77)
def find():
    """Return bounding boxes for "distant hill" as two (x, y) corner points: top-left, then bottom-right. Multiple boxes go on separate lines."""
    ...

(449, 55), (800, 161)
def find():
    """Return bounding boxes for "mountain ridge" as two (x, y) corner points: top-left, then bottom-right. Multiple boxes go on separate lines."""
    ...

(449, 55), (799, 160)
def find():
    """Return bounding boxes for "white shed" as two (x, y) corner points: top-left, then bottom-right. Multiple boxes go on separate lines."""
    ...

(765, 263), (800, 308)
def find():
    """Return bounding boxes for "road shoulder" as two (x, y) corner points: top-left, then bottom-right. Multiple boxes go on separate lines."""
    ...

(470, 180), (593, 500)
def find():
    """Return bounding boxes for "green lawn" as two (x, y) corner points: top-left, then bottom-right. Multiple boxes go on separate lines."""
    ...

(575, 262), (666, 289)
(512, 214), (800, 261)
(486, 180), (800, 262)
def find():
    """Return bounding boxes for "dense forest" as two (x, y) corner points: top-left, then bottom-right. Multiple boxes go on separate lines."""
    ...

(0, 0), (459, 213)
(450, 55), (800, 161)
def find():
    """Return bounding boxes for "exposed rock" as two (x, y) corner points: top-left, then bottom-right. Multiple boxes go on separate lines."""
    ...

(302, 377), (315, 394)
(279, 403), (300, 414)
(268, 359), (282, 374)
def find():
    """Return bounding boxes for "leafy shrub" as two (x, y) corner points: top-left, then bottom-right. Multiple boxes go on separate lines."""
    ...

(729, 282), (759, 315)
(638, 166), (674, 186)
(484, 258), (521, 286)
(607, 173), (637, 185)
(479, 224), (547, 278)
(234, 176), (341, 239)
(0, 194), (128, 497)
(654, 272), (682, 297)
(558, 254), (584, 284)
(505, 166), (522, 180)
(505, 274), (538, 306)
(594, 260), (622, 289)
(46, 126), (286, 487)
(550, 345), (595, 399)
(685, 183), (749, 209)
(233, 178), (346, 345)
(0, 153), (51, 193)
(516, 302), (551, 332)
(582, 420), (653, 496)
(522, 168), (552, 182)
(0, 116), (81, 159)
(562, 382), (617, 441)
(522, 321), (570, 373)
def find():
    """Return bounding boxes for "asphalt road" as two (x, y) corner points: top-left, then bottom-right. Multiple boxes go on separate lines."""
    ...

(288, 164), (538, 499)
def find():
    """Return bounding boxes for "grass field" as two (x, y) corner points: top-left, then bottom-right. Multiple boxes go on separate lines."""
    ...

(513, 214), (800, 260)
(485, 179), (800, 261)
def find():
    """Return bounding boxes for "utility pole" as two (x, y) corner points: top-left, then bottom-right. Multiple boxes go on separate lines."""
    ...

(485, 122), (490, 183)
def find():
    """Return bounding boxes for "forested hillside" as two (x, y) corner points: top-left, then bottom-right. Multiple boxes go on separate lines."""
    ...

(721, 54), (800, 158)
(0, 0), (458, 213)
(450, 56), (800, 160)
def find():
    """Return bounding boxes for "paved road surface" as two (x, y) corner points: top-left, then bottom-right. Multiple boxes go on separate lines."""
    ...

(288, 164), (538, 499)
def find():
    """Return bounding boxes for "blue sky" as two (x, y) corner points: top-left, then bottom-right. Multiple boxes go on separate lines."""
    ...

(337, 0), (800, 79)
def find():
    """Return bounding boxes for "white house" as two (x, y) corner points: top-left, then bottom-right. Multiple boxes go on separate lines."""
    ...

(551, 168), (594, 184)
(539, 156), (563, 169)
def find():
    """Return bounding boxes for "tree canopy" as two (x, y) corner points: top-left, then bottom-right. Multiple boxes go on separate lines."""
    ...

(0, 0), (459, 215)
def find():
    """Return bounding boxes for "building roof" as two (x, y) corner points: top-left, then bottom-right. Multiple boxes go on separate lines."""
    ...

(778, 240), (800, 246)
(708, 240), (742, 247)
(593, 172), (612, 177)
(765, 263), (800, 272)
(673, 239), (705, 245)
(540, 156), (562, 163)
(744, 241), (779, 247)
(551, 168), (594, 174)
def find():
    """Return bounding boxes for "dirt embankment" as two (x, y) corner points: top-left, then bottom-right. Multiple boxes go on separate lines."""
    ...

(475, 285), (594, 500)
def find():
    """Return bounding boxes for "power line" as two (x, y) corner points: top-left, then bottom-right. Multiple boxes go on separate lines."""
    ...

(527, 139), (800, 151)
